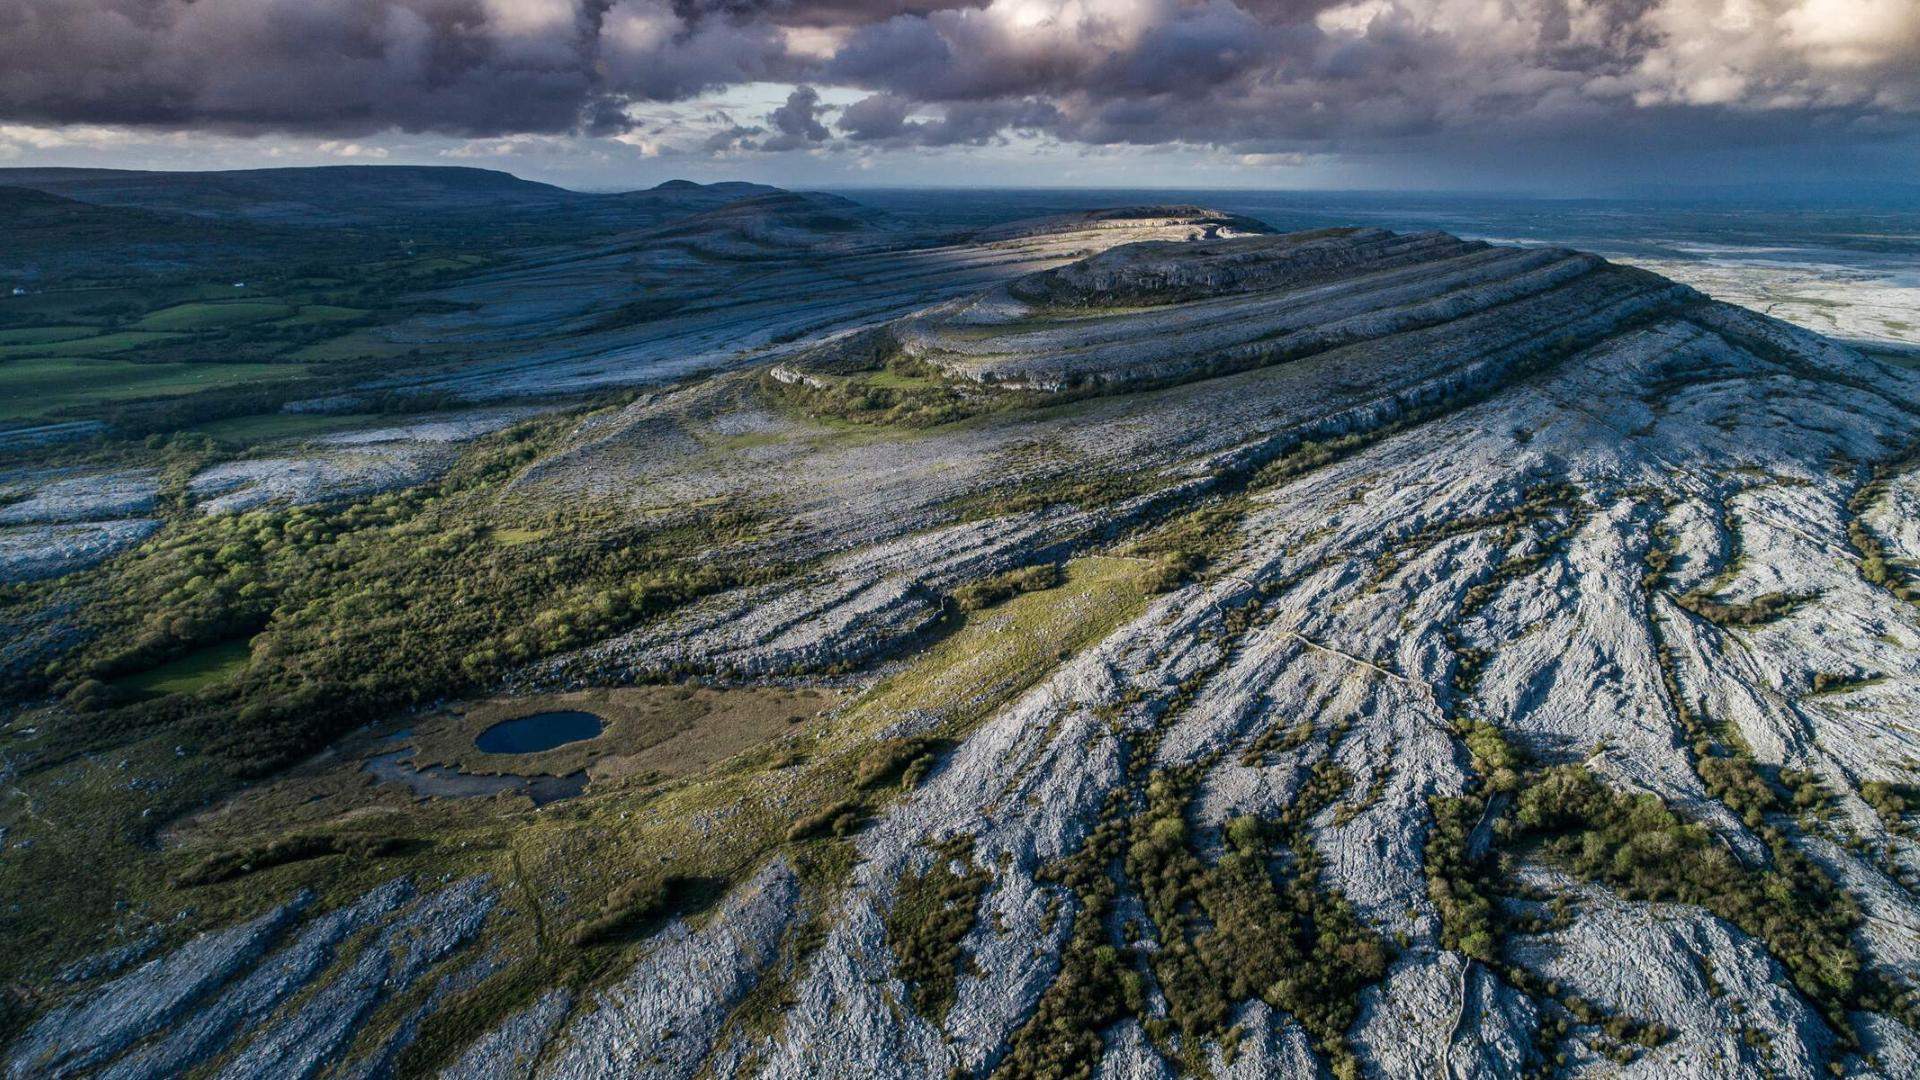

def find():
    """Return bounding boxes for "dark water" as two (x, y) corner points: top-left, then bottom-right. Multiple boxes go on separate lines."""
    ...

(474, 710), (604, 754)
(836, 187), (1920, 285)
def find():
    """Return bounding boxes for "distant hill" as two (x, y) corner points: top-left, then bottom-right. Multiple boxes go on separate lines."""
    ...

(638, 191), (907, 256)
(0, 167), (795, 282)
(645, 179), (780, 198)
(0, 167), (785, 233)
(0, 166), (569, 226)
(0, 185), (317, 281)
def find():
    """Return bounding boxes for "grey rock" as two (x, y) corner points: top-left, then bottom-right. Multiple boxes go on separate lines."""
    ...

(6, 893), (310, 1079)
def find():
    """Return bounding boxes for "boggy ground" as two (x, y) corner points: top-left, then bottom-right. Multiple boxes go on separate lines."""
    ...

(7, 213), (1920, 1079)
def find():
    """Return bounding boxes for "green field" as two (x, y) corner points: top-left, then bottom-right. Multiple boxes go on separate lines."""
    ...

(277, 305), (369, 327)
(0, 357), (310, 419)
(0, 325), (99, 346)
(137, 300), (296, 331)
(0, 283), (237, 323)
(0, 331), (188, 361)
(864, 368), (943, 390)
(119, 640), (254, 697)
(286, 332), (424, 363)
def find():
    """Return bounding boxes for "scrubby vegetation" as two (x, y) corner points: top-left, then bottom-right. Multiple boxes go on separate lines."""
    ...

(884, 834), (991, 1021)
(785, 798), (867, 842)
(1369, 482), (1582, 590)
(1126, 766), (1387, 1076)
(1123, 496), (1252, 593)
(1512, 766), (1873, 1027)
(951, 563), (1063, 611)
(1862, 780), (1920, 838)
(1809, 670), (1883, 696)
(1005, 644), (1388, 1080)
(566, 874), (718, 948)
(8, 413), (769, 776)
(1847, 448), (1920, 602)
(947, 468), (1155, 522)
(854, 736), (943, 790)
(170, 831), (408, 888)
(764, 356), (994, 428)
(1674, 588), (1818, 627)
(1003, 792), (1145, 1079)
(394, 954), (576, 1078)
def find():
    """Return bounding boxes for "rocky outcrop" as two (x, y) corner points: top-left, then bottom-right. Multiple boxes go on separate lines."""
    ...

(6, 894), (311, 1079)
(0, 519), (160, 582)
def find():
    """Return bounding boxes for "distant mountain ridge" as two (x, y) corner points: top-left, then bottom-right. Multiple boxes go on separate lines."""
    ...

(0, 166), (793, 281)
(0, 166), (782, 230)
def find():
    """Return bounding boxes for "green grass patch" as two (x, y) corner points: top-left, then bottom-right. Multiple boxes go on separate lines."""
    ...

(136, 301), (295, 332)
(118, 639), (254, 697)
(0, 357), (311, 420)
(285, 332), (427, 364)
(0, 331), (189, 361)
(277, 305), (370, 327)
(862, 367), (943, 391)
(0, 326), (98, 346)
(854, 555), (1154, 721)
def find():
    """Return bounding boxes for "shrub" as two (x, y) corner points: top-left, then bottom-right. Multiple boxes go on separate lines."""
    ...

(1515, 766), (1863, 1017)
(171, 832), (405, 888)
(786, 798), (865, 842)
(565, 875), (691, 947)
(1675, 589), (1818, 627)
(855, 737), (941, 790)
(950, 563), (1063, 612)
(884, 835), (990, 1021)
(1862, 780), (1916, 825)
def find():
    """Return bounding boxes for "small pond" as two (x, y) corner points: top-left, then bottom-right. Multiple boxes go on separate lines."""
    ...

(474, 710), (604, 754)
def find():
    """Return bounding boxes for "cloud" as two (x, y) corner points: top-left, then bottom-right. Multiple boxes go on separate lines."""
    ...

(0, 0), (1914, 172)
(0, 0), (789, 136)
(761, 84), (831, 149)
(837, 92), (1057, 145)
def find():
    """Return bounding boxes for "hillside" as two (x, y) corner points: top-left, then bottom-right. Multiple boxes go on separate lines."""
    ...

(0, 186), (320, 281)
(0, 167), (781, 234)
(4, 209), (1920, 1078)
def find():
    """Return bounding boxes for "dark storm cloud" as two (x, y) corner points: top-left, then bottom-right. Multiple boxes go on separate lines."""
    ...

(761, 84), (831, 149)
(837, 92), (1057, 145)
(1, 0), (1916, 164)
(667, 0), (988, 27)
(0, 0), (788, 136)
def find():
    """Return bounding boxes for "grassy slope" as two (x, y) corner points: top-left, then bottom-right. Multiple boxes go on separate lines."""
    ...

(0, 358), (309, 419)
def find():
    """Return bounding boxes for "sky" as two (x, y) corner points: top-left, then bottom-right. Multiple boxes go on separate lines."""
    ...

(1, 0), (1917, 193)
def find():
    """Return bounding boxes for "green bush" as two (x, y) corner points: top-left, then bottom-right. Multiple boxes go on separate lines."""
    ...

(884, 835), (990, 1021)
(951, 563), (1063, 611)
(1514, 765), (1863, 1017)
(564, 875), (696, 947)
(1675, 589), (1817, 627)
(171, 832), (405, 888)
(786, 798), (866, 842)
(855, 737), (941, 790)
